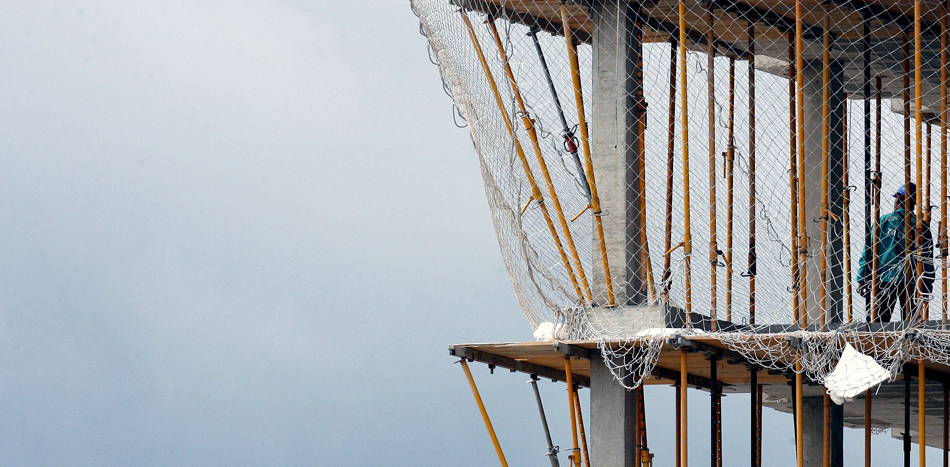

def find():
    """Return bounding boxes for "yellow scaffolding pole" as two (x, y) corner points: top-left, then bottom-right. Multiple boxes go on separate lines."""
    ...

(843, 90), (853, 323)
(707, 7), (718, 328)
(820, 11), (831, 330)
(789, 33), (801, 325)
(460, 12), (586, 304)
(573, 389), (591, 467)
(915, 0), (925, 324)
(865, 391), (872, 467)
(726, 57), (736, 322)
(680, 0), (693, 316)
(460, 360), (509, 467)
(795, 0), (809, 326)
(565, 357), (581, 467)
(560, 6), (616, 307)
(486, 19), (593, 305)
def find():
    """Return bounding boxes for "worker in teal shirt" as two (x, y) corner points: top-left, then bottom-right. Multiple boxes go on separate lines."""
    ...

(857, 183), (935, 322)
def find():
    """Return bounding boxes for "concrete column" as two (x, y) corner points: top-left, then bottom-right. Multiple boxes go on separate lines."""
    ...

(801, 396), (843, 467)
(800, 61), (845, 326)
(590, 0), (647, 306)
(589, 351), (638, 467)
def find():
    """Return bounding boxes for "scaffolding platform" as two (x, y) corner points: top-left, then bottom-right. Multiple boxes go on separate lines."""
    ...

(451, 332), (950, 449)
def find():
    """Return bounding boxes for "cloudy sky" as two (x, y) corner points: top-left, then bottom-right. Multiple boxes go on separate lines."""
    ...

(0, 1), (924, 465)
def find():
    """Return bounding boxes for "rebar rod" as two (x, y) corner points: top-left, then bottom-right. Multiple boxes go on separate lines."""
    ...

(750, 367), (759, 467)
(824, 394), (831, 467)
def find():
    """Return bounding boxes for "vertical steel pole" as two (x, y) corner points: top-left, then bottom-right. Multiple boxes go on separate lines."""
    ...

(795, 0), (809, 325)
(872, 77), (883, 321)
(942, 0), (949, 328)
(920, 360), (927, 466)
(750, 366), (759, 467)
(565, 357), (581, 467)
(707, 7), (718, 328)
(789, 32), (801, 325)
(865, 391), (872, 467)
(665, 36), (677, 302)
(748, 22), (757, 326)
(564, 356), (581, 467)
(864, 15), (873, 277)
(844, 90), (854, 323)
(915, 0), (925, 324)
(681, 349), (689, 467)
(905, 372), (912, 467)
(796, 362), (804, 467)
(573, 389), (591, 467)
(680, 0), (693, 315)
(824, 394), (831, 467)
(676, 383), (683, 467)
(710, 357), (720, 467)
(529, 378), (561, 467)
(820, 12), (831, 330)
(726, 57), (735, 322)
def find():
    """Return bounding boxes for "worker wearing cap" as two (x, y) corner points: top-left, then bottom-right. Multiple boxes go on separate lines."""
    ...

(857, 183), (935, 322)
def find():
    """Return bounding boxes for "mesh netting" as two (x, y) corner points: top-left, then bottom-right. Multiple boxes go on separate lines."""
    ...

(412, 0), (950, 390)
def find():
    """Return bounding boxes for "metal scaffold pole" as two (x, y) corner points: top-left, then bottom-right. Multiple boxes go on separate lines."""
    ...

(460, 360), (509, 467)
(725, 55), (735, 322)
(680, 0), (694, 316)
(528, 377), (560, 467)
(748, 22), (757, 325)
(459, 11), (585, 304)
(664, 35), (677, 302)
(707, 6), (718, 328)
(820, 10), (830, 330)
(788, 32), (801, 325)
(560, 6), (616, 307)
(486, 19), (593, 306)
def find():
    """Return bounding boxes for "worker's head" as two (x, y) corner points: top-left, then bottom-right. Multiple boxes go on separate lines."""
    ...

(893, 183), (917, 209)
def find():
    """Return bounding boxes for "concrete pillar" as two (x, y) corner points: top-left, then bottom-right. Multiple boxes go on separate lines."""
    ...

(799, 61), (845, 326)
(589, 352), (639, 467)
(590, 0), (647, 306)
(801, 396), (843, 467)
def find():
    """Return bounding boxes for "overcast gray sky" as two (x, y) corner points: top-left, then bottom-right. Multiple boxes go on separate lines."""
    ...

(0, 1), (924, 465)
